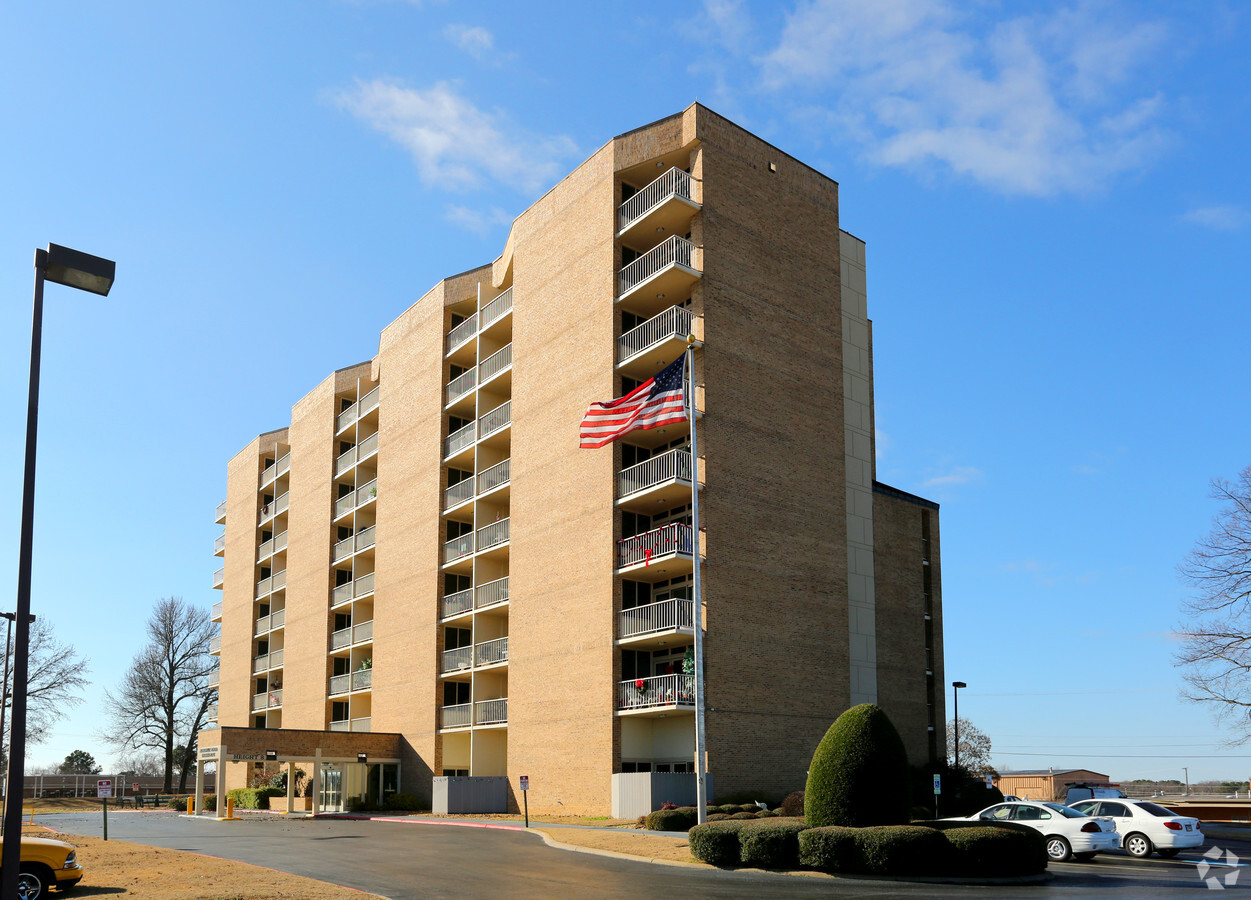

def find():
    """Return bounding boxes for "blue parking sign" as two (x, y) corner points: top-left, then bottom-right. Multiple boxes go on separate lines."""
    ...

(933, 774), (942, 795)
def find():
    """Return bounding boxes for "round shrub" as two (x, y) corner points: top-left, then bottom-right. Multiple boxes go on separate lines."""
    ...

(798, 826), (861, 871)
(942, 825), (1047, 877)
(805, 703), (910, 827)
(730, 811), (759, 820)
(780, 790), (805, 818)
(706, 813), (730, 821)
(739, 821), (809, 869)
(645, 807), (698, 832)
(855, 825), (947, 876)
(734, 804), (760, 814)
(689, 820), (751, 866)
(712, 804), (738, 815)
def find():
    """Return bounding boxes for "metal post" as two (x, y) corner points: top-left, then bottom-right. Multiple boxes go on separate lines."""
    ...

(953, 687), (959, 771)
(2, 251), (45, 893)
(0, 613), (14, 784)
(686, 341), (708, 825)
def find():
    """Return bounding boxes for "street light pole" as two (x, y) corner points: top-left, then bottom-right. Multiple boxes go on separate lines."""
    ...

(952, 681), (967, 772)
(0, 612), (33, 785)
(3, 245), (113, 898)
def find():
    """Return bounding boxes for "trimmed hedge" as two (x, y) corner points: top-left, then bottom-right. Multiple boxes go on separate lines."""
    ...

(805, 704), (910, 827)
(688, 820), (753, 866)
(384, 793), (423, 812)
(798, 826), (860, 871)
(798, 822), (1045, 877)
(225, 787), (283, 809)
(706, 813), (730, 822)
(739, 821), (809, 869)
(914, 820), (1048, 877)
(856, 825), (947, 876)
(169, 794), (216, 811)
(645, 807), (699, 832)
(730, 811), (760, 820)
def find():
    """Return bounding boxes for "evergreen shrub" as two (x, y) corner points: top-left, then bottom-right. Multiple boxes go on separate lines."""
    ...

(804, 704), (909, 827)
(738, 820), (809, 868)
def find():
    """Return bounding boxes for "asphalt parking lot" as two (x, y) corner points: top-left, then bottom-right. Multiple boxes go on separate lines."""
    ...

(36, 811), (1251, 898)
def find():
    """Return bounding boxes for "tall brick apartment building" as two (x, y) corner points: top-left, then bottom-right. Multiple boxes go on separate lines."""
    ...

(201, 103), (945, 817)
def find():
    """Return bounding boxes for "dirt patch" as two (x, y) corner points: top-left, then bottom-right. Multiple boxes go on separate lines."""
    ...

(534, 827), (702, 864)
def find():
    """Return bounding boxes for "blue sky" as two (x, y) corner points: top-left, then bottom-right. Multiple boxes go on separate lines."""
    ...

(1, 0), (1248, 784)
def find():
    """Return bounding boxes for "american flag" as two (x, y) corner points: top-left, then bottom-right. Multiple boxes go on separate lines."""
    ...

(579, 356), (688, 449)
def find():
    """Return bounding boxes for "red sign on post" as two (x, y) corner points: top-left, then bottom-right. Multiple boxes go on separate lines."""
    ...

(520, 776), (529, 791)
(97, 780), (113, 799)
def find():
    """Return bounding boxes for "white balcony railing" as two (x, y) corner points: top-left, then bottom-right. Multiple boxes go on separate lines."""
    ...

(442, 587), (474, 619)
(444, 421), (477, 458)
(212, 568), (224, 589)
(359, 386), (380, 417)
(475, 636), (509, 667)
(335, 445), (357, 477)
(214, 533), (225, 554)
(617, 673), (694, 710)
(477, 459), (510, 495)
(618, 448), (692, 499)
(258, 530), (288, 563)
(331, 619), (375, 651)
(355, 525), (376, 553)
(252, 649), (284, 674)
(335, 716), (371, 733)
(619, 235), (696, 296)
(209, 635), (221, 654)
(336, 479), (378, 518)
(357, 432), (379, 464)
(480, 288), (513, 330)
(478, 343), (512, 384)
(206, 704), (218, 722)
(255, 569), (287, 600)
(443, 477), (474, 510)
(443, 532), (474, 564)
(446, 313), (478, 354)
(215, 500), (227, 523)
(211, 601), (222, 621)
(618, 167), (695, 232)
(475, 697), (508, 725)
(338, 401), (359, 432)
(476, 576), (509, 609)
(441, 703), (472, 728)
(352, 669), (372, 691)
(477, 517), (510, 552)
(255, 608), (286, 637)
(446, 368), (477, 405)
(478, 401), (511, 440)
(332, 572), (375, 608)
(619, 597), (695, 639)
(329, 674), (350, 696)
(441, 646), (472, 673)
(617, 523), (692, 568)
(617, 306), (693, 365)
(259, 492), (289, 525)
(209, 667), (220, 688)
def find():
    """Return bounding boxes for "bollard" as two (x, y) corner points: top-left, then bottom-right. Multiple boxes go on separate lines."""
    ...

(186, 797), (194, 815)
(226, 797), (234, 818)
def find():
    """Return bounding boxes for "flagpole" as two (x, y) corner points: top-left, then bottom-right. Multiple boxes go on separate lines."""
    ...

(686, 337), (708, 824)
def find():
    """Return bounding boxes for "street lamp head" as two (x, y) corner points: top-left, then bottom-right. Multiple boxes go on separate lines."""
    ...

(41, 243), (116, 296)
(952, 681), (967, 689)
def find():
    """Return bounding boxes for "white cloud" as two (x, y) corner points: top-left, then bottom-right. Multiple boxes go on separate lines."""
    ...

(444, 24), (494, 59)
(333, 80), (577, 193)
(445, 205), (514, 236)
(702, 0), (754, 53)
(1181, 205), (1249, 230)
(757, 0), (1169, 195)
(922, 465), (983, 487)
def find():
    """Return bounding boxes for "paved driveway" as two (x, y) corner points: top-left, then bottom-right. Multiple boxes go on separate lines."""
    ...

(38, 810), (1251, 898)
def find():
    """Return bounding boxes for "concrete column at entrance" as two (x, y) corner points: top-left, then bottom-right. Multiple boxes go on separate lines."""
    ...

(285, 760), (295, 815)
(311, 749), (321, 817)
(194, 759), (205, 815)
(216, 746), (228, 818)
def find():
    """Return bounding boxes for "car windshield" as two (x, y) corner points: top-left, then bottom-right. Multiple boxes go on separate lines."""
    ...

(1043, 803), (1086, 818)
(1136, 802), (1179, 817)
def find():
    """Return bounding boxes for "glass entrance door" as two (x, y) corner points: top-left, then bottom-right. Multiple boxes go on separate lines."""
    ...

(320, 765), (343, 812)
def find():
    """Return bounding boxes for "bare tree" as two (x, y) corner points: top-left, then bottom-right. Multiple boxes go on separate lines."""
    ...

(1177, 466), (1251, 739)
(947, 716), (996, 776)
(1, 618), (90, 768)
(103, 598), (216, 792)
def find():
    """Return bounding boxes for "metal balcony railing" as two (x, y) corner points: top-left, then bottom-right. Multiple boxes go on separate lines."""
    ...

(359, 386), (380, 417)
(355, 525), (376, 553)
(206, 704), (218, 722)
(215, 500), (227, 523)
(477, 459), (510, 495)
(617, 306), (693, 365)
(257, 530), (288, 563)
(330, 619), (374, 652)
(441, 703), (472, 728)
(477, 517), (510, 552)
(619, 235), (696, 296)
(478, 343), (512, 384)
(618, 167), (695, 232)
(475, 698), (508, 725)
(478, 401), (511, 440)
(618, 448), (692, 499)
(211, 601), (222, 621)
(443, 533), (474, 565)
(441, 646), (472, 673)
(255, 608), (285, 637)
(475, 636), (509, 667)
(352, 670), (372, 691)
(476, 576), (509, 609)
(209, 635), (221, 654)
(442, 587), (473, 619)
(480, 287), (513, 330)
(214, 533), (225, 554)
(329, 674), (350, 696)
(446, 313), (478, 354)
(208, 668), (220, 688)
(212, 567), (224, 589)
(446, 368), (477, 405)
(443, 478), (474, 510)
(329, 716), (371, 733)
(616, 523), (692, 568)
(444, 421), (477, 459)
(255, 569), (287, 600)
(252, 649), (284, 675)
(617, 674), (694, 710)
(259, 491), (289, 525)
(619, 597), (695, 639)
(357, 432), (379, 464)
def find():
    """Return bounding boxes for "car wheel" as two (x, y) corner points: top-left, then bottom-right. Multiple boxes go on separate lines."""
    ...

(1124, 833), (1153, 858)
(1046, 836), (1072, 862)
(1157, 848), (1181, 859)
(16, 866), (49, 900)
(1073, 852), (1097, 862)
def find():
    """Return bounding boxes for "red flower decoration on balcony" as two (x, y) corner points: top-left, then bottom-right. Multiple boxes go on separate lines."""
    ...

(635, 679), (645, 690)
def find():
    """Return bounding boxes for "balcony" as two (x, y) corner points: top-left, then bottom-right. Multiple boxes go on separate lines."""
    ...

(252, 649), (284, 675)
(260, 452), (290, 489)
(476, 576), (509, 610)
(617, 448), (693, 510)
(617, 306), (693, 373)
(618, 167), (699, 241)
(446, 313), (479, 357)
(441, 646), (472, 674)
(616, 523), (693, 579)
(446, 368), (477, 406)
(443, 421), (477, 461)
(617, 673), (694, 715)
(209, 634), (221, 655)
(474, 636), (509, 668)
(477, 459), (510, 498)
(208, 667), (220, 688)
(329, 717), (372, 733)
(331, 572), (375, 607)
(335, 478), (377, 519)
(480, 287), (513, 332)
(259, 491), (289, 526)
(257, 530), (288, 563)
(619, 598), (695, 648)
(254, 608), (286, 637)
(478, 401), (511, 442)
(442, 533), (474, 566)
(256, 569), (287, 600)
(618, 236), (700, 306)
(335, 432), (379, 477)
(328, 669), (373, 697)
(211, 601), (222, 622)
(442, 477), (474, 511)
(475, 697), (508, 726)
(477, 343), (512, 388)
(206, 704), (218, 723)
(331, 619), (374, 651)
(334, 525), (376, 563)
(477, 518), (510, 554)
(212, 567), (224, 590)
(214, 533), (225, 556)
(441, 703), (472, 729)
(215, 500), (227, 525)
(441, 587), (473, 620)
(252, 689), (283, 712)
(338, 386), (381, 433)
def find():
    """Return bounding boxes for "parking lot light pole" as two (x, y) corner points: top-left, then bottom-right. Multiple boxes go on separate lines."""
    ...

(3, 244), (114, 898)
(951, 682), (967, 771)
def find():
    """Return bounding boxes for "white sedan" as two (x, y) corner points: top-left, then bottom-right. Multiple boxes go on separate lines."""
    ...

(1069, 798), (1204, 858)
(948, 801), (1119, 862)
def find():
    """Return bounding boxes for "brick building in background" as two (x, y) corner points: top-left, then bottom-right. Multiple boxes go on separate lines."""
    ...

(200, 103), (945, 817)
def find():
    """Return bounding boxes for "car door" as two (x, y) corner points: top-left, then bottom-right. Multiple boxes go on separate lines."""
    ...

(1096, 801), (1133, 836)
